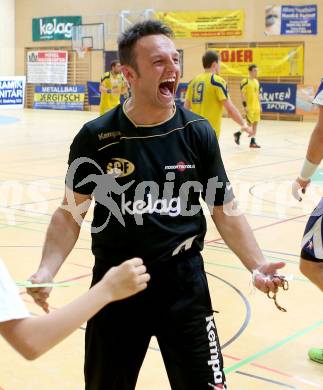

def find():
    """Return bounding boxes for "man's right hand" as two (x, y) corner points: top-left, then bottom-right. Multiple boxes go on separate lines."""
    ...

(240, 123), (253, 136)
(26, 268), (53, 313)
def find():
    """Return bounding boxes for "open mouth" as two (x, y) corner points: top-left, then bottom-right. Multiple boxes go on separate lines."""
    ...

(159, 78), (176, 97)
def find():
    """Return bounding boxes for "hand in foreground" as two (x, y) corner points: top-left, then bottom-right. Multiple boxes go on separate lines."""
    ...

(292, 177), (311, 201)
(252, 261), (286, 293)
(240, 123), (254, 136)
(26, 268), (53, 313)
(101, 258), (150, 302)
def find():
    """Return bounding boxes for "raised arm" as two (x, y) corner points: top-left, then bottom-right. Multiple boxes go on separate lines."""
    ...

(1, 258), (150, 360)
(27, 189), (92, 312)
(292, 106), (323, 200)
(211, 201), (285, 293)
(303, 106), (323, 163)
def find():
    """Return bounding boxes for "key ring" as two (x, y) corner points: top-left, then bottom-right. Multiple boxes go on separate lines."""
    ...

(267, 276), (289, 312)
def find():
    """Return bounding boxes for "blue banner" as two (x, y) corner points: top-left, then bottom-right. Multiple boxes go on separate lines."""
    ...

(260, 83), (297, 113)
(281, 5), (317, 35)
(87, 81), (100, 105)
(175, 83), (188, 107)
(34, 85), (85, 110)
(0, 77), (26, 108)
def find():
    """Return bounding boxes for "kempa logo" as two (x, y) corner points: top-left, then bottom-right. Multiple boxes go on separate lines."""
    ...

(98, 131), (121, 141)
(206, 316), (223, 385)
(39, 19), (74, 39)
(107, 158), (135, 178)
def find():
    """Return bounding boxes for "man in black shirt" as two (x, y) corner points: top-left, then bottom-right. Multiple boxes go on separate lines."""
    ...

(28, 20), (286, 390)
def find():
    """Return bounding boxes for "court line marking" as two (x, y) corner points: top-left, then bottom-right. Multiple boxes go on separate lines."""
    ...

(16, 281), (79, 288)
(205, 244), (299, 264)
(19, 273), (92, 292)
(214, 242), (300, 258)
(224, 320), (323, 375)
(0, 222), (91, 242)
(248, 183), (319, 211)
(206, 272), (251, 349)
(205, 212), (308, 244)
(224, 354), (322, 388)
(229, 157), (304, 172)
(204, 257), (308, 283)
(235, 371), (303, 389)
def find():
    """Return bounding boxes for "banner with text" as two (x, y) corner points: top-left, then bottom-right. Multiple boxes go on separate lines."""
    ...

(87, 81), (100, 105)
(260, 82), (296, 113)
(0, 77), (26, 109)
(156, 10), (244, 38)
(265, 5), (317, 35)
(34, 85), (85, 110)
(207, 45), (303, 77)
(32, 16), (82, 41)
(27, 51), (68, 84)
(175, 83), (188, 107)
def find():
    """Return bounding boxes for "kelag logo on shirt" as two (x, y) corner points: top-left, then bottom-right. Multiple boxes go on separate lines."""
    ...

(65, 157), (234, 232)
(107, 158), (135, 178)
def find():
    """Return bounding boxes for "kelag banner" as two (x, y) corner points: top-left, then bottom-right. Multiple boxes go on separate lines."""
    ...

(87, 81), (100, 105)
(0, 77), (26, 109)
(32, 16), (82, 41)
(260, 83), (296, 113)
(156, 10), (244, 38)
(34, 85), (85, 110)
(207, 45), (303, 77)
(265, 5), (317, 35)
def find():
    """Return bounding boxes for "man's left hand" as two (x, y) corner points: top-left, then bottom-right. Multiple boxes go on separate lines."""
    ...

(253, 262), (286, 293)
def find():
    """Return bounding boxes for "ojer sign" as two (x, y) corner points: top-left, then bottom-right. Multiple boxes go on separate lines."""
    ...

(32, 16), (82, 41)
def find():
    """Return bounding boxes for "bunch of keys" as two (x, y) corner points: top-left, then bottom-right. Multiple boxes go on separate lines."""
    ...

(252, 270), (291, 312)
(266, 275), (289, 312)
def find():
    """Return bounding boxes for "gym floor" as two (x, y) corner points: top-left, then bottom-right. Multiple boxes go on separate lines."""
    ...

(0, 109), (322, 389)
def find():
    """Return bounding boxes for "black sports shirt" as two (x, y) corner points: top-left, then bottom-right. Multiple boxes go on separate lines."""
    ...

(66, 103), (234, 266)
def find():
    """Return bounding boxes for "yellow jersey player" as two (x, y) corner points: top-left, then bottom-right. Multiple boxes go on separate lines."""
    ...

(235, 64), (261, 148)
(184, 51), (251, 139)
(99, 60), (128, 116)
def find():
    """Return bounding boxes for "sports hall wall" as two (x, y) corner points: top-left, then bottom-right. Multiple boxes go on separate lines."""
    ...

(0, 0), (15, 76)
(13, 0), (323, 113)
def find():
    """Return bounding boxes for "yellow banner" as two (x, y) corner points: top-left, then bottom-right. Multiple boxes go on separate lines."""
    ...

(155, 10), (244, 38)
(207, 46), (304, 77)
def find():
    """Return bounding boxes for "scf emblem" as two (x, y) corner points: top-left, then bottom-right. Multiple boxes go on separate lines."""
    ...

(107, 158), (135, 177)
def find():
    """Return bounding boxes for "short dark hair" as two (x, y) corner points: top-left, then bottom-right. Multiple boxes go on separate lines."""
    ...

(202, 51), (219, 69)
(118, 20), (173, 70)
(110, 60), (120, 70)
(248, 64), (257, 71)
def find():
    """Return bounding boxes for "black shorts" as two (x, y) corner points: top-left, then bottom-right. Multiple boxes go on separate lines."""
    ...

(84, 254), (227, 390)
